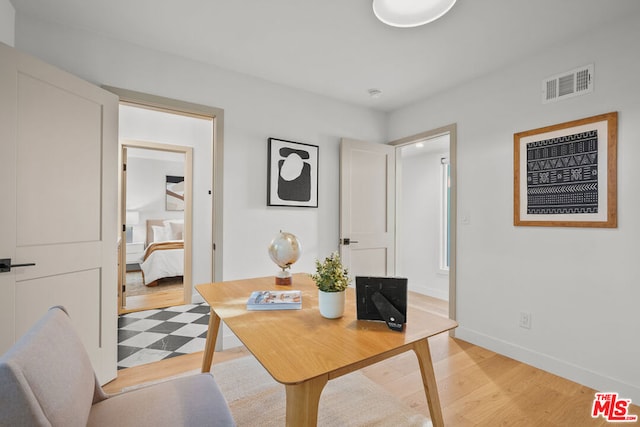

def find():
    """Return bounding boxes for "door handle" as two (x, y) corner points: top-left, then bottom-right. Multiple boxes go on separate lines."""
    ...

(0, 258), (36, 273)
(340, 238), (359, 246)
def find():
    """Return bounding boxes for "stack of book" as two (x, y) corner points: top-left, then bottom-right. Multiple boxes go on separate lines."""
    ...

(246, 290), (302, 311)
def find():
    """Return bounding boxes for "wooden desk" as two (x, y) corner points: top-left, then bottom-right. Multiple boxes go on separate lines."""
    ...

(196, 273), (458, 427)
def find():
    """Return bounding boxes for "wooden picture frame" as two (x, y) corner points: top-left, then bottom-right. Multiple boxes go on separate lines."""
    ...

(514, 112), (617, 227)
(267, 138), (319, 208)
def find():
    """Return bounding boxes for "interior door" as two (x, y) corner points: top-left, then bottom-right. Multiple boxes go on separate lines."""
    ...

(0, 42), (118, 384)
(339, 138), (396, 278)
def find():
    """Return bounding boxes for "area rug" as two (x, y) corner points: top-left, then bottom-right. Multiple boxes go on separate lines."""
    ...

(211, 356), (432, 427)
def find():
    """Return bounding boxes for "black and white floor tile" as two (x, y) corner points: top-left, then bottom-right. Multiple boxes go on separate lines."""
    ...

(117, 303), (210, 369)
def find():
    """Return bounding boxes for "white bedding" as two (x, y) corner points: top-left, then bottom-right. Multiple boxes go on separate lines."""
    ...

(140, 240), (184, 285)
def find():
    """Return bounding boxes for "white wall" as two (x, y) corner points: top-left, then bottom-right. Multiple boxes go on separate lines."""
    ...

(125, 156), (185, 243)
(14, 13), (387, 282)
(397, 149), (449, 299)
(388, 13), (640, 402)
(0, 0), (15, 46)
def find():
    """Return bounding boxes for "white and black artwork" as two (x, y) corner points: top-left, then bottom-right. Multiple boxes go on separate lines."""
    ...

(514, 112), (617, 228)
(525, 130), (599, 215)
(267, 138), (318, 207)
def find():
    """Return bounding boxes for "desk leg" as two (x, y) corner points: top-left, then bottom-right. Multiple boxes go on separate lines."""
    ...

(413, 338), (445, 427)
(201, 308), (221, 373)
(284, 375), (328, 427)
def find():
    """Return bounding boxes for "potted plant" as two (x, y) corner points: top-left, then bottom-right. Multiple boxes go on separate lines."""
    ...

(310, 252), (351, 318)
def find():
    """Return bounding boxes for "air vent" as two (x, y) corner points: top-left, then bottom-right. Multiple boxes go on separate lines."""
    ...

(542, 64), (593, 104)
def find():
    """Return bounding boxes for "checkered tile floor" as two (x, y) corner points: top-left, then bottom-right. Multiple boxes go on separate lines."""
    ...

(117, 303), (210, 370)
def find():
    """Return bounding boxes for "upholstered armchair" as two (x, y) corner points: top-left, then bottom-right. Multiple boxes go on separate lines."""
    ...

(0, 306), (235, 426)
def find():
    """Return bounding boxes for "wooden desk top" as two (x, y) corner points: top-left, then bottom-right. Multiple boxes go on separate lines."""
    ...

(196, 273), (458, 385)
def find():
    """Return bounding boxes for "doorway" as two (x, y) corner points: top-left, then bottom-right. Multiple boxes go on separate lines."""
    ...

(112, 90), (222, 314)
(391, 124), (457, 322)
(397, 135), (449, 298)
(120, 141), (192, 313)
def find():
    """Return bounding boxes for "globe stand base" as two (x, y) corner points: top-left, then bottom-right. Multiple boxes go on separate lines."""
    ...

(275, 270), (292, 286)
(275, 276), (292, 286)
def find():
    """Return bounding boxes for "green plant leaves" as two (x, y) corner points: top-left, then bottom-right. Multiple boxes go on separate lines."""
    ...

(310, 252), (351, 292)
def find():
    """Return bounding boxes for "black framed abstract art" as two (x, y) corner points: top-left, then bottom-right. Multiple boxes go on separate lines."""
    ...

(514, 112), (617, 228)
(267, 138), (319, 208)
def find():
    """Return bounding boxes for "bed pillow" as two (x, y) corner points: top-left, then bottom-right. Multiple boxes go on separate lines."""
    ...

(165, 220), (184, 240)
(152, 225), (173, 243)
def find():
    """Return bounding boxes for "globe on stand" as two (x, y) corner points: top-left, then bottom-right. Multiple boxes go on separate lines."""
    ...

(268, 231), (301, 286)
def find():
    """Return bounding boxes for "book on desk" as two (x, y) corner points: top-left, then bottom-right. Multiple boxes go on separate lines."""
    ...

(246, 290), (302, 310)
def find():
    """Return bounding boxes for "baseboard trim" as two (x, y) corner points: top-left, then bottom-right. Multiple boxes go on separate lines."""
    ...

(455, 326), (640, 403)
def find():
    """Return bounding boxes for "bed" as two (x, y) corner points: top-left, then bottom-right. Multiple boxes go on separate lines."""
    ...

(140, 219), (184, 287)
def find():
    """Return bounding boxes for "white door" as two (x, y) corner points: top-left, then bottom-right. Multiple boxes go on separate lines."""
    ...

(339, 138), (395, 278)
(0, 42), (118, 384)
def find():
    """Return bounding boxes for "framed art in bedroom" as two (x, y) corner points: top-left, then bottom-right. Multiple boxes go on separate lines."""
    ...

(267, 138), (319, 208)
(166, 175), (185, 211)
(514, 112), (617, 228)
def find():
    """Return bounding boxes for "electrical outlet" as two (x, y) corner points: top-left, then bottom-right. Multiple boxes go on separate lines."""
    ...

(519, 312), (532, 329)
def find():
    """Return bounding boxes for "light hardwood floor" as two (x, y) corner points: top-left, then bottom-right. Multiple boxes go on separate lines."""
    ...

(106, 294), (637, 426)
(119, 289), (184, 314)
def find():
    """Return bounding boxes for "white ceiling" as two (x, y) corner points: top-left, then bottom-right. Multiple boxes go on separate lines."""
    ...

(11, 0), (640, 112)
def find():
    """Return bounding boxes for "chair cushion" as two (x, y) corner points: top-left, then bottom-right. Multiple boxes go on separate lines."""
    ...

(87, 373), (236, 427)
(0, 307), (96, 427)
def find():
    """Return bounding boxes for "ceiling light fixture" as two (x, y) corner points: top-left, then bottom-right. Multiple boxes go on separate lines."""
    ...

(372, 0), (457, 28)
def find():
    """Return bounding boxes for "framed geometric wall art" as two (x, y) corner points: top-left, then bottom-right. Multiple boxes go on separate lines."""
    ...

(514, 112), (617, 227)
(267, 138), (319, 208)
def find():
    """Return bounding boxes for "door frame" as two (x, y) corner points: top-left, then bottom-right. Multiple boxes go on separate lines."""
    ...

(389, 123), (457, 327)
(104, 86), (225, 302)
(120, 141), (193, 309)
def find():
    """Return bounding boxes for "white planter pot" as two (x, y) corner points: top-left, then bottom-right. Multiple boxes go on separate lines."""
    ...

(318, 290), (346, 319)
